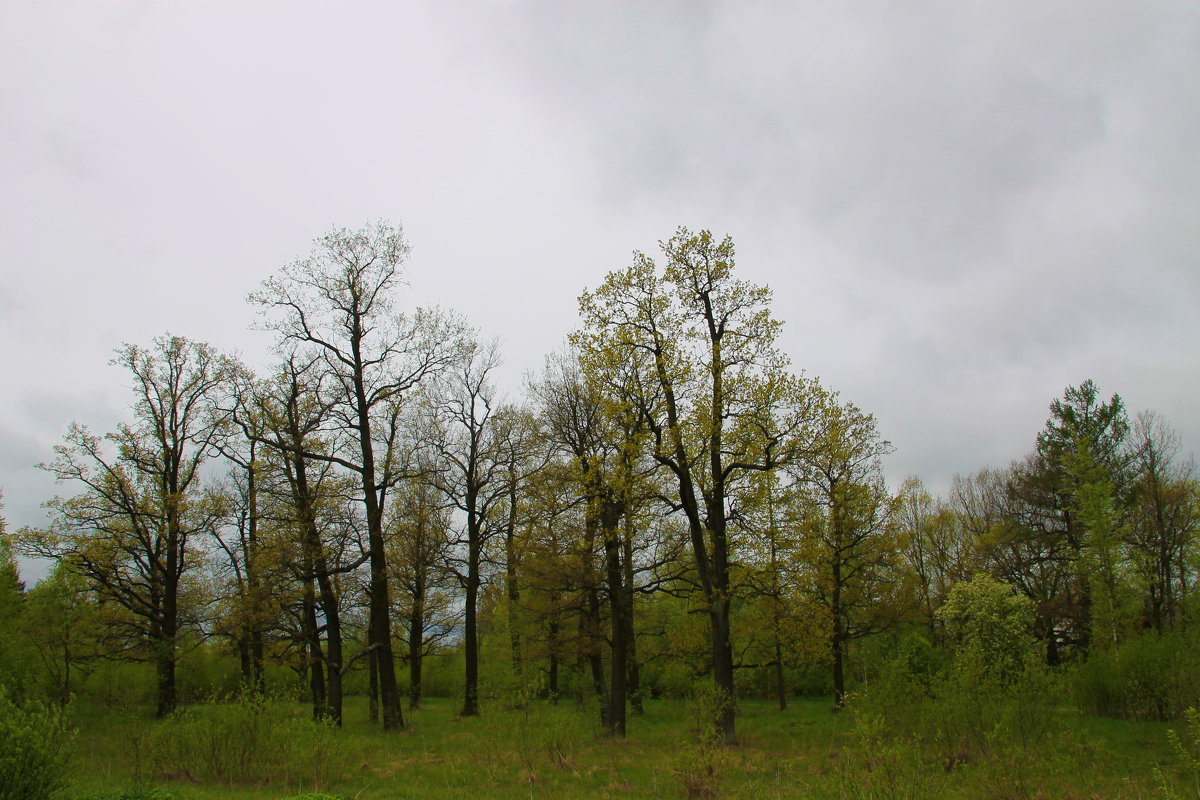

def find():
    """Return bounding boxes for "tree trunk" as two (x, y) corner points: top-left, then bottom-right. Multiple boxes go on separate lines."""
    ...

(773, 638), (787, 711)
(506, 479), (523, 677)
(462, 543), (481, 716)
(368, 648), (379, 723)
(302, 585), (327, 720)
(585, 587), (609, 729)
(622, 516), (643, 715)
(604, 511), (627, 737)
(547, 613), (560, 704)
(157, 519), (180, 718)
(246, 449), (265, 692)
(709, 596), (736, 742)
(409, 591), (424, 708)
(831, 558), (846, 707)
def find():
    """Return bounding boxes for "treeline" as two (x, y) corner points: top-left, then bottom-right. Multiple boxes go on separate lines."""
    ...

(1, 222), (1196, 744)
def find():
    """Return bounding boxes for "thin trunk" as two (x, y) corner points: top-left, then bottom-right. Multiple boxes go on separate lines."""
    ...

(294, 452), (343, 725)
(831, 558), (846, 707)
(409, 587), (424, 708)
(366, 505), (402, 729)
(351, 329), (403, 731)
(773, 638), (787, 711)
(368, 648), (379, 723)
(586, 586), (609, 728)
(506, 477), (523, 677)
(547, 613), (560, 704)
(246, 448), (264, 692)
(622, 515), (643, 715)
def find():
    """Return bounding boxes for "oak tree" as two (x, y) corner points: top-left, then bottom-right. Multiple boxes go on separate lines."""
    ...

(251, 221), (466, 729)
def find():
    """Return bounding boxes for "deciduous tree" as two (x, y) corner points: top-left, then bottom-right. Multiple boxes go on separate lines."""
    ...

(24, 335), (234, 716)
(251, 221), (465, 730)
(577, 228), (811, 742)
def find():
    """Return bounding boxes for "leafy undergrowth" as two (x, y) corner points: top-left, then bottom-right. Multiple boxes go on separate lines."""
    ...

(61, 696), (1178, 799)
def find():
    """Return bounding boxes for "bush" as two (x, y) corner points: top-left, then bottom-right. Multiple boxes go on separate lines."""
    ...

(0, 688), (74, 800)
(822, 713), (946, 800)
(145, 689), (350, 788)
(855, 578), (1061, 770)
(1074, 632), (1200, 720)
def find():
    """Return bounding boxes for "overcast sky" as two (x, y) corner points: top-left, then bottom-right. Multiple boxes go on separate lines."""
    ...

(2, 1), (1197, 580)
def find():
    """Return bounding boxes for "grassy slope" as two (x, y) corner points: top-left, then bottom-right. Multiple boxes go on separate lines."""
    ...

(61, 696), (1180, 800)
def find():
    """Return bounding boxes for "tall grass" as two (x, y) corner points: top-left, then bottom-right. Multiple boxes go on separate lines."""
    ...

(145, 689), (350, 789)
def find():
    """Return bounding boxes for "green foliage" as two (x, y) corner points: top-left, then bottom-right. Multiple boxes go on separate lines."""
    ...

(1156, 707), (1200, 799)
(823, 713), (946, 800)
(0, 688), (74, 800)
(856, 578), (1061, 773)
(1075, 632), (1200, 720)
(672, 684), (732, 799)
(62, 790), (179, 800)
(937, 573), (1037, 684)
(145, 690), (350, 788)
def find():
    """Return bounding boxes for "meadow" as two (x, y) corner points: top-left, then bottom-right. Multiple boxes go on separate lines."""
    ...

(50, 693), (1190, 800)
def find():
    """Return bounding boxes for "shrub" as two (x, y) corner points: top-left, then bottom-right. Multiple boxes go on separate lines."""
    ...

(1074, 632), (1200, 720)
(672, 684), (731, 799)
(822, 713), (946, 800)
(854, 578), (1062, 775)
(145, 689), (349, 788)
(0, 688), (74, 800)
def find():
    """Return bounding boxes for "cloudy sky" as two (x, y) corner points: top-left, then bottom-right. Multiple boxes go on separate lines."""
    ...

(2, 1), (1197, 578)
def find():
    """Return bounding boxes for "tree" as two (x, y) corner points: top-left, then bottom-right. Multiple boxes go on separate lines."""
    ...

(22, 564), (104, 707)
(577, 228), (811, 743)
(894, 476), (972, 640)
(937, 573), (1038, 685)
(423, 336), (511, 717)
(789, 393), (900, 706)
(1010, 379), (1130, 656)
(23, 335), (234, 717)
(1125, 411), (1199, 632)
(251, 221), (465, 730)
(0, 494), (31, 690)
(388, 477), (456, 709)
(530, 348), (645, 735)
(254, 355), (360, 723)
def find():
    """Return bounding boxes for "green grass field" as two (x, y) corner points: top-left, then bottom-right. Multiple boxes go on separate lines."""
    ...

(57, 696), (1185, 800)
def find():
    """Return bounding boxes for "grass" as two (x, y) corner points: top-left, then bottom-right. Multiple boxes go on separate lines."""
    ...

(57, 695), (1182, 799)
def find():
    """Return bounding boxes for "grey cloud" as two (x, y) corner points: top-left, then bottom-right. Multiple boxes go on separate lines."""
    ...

(0, 0), (1195, 508)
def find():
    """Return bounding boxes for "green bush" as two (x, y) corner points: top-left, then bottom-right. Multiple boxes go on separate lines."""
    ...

(855, 578), (1061, 771)
(822, 712), (946, 800)
(0, 689), (74, 800)
(1074, 632), (1200, 720)
(145, 689), (350, 788)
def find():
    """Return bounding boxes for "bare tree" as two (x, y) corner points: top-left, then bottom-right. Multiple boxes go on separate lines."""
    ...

(250, 221), (465, 730)
(422, 336), (511, 717)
